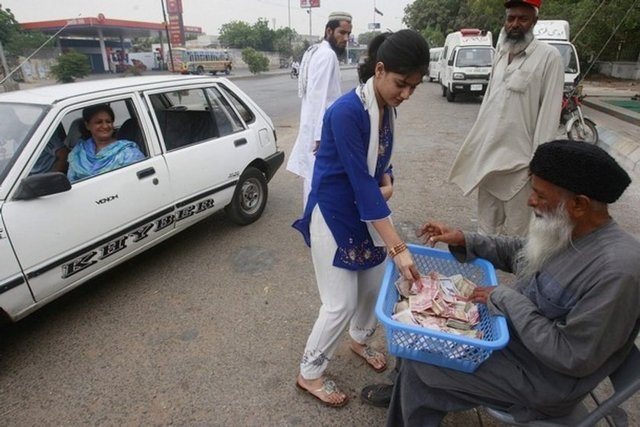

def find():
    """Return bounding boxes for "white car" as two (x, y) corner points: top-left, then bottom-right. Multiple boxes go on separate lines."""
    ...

(0, 75), (284, 322)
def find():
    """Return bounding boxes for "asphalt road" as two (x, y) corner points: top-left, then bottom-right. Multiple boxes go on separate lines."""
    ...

(1, 73), (639, 426)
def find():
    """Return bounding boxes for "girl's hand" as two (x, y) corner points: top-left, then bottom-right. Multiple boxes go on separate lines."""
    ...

(392, 250), (420, 282)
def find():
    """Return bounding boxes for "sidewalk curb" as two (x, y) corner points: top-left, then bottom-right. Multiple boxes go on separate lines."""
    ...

(583, 97), (640, 127)
(597, 127), (640, 178)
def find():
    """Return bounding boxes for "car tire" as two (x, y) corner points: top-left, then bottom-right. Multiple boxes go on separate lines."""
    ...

(224, 167), (268, 225)
(441, 85), (446, 97)
(196, 66), (204, 75)
(446, 87), (455, 102)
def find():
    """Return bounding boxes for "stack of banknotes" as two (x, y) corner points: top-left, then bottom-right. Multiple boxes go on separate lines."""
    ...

(392, 272), (482, 339)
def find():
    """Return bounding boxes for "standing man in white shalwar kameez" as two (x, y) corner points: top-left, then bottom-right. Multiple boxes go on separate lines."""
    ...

(448, 0), (564, 236)
(286, 11), (352, 208)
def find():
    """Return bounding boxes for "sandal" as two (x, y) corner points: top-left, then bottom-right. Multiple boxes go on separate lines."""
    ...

(295, 377), (349, 408)
(360, 383), (393, 408)
(350, 344), (388, 373)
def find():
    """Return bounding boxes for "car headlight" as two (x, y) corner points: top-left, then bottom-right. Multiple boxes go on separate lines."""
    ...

(453, 72), (465, 80)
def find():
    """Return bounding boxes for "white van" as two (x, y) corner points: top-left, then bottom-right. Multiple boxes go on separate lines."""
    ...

(428, 47), (444, 82)
(533, 20), (580, 90)
(440, 29), (494, 102)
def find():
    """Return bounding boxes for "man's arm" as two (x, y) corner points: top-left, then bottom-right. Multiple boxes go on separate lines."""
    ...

(418, 222), (523, 273)
(532, 49), (564, 147)
(52, 146), (70, 173)
(489, 270), (640, 377)
(306, 49), (340, 143)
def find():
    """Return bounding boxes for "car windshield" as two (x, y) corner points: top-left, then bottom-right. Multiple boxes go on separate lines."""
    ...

(0, 103), (46, 186)
(549, 43), (579, 74)
(454, 47), (493, 67)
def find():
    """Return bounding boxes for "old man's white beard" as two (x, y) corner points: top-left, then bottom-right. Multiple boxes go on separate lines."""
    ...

(517, 203), (574, 278)
(501, 28), (535, 56)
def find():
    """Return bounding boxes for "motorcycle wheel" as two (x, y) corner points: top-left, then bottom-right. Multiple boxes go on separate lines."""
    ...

(568, 118), (598, 144)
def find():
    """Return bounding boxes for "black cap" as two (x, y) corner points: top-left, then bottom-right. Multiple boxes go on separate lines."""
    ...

(530, 140), (631, 203)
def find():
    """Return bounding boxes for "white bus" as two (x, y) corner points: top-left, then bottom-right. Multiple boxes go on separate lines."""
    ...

(170, 48), (233, 75)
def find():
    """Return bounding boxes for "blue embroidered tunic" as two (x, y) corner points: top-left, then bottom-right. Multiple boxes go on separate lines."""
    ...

(292, 89), (394, 270)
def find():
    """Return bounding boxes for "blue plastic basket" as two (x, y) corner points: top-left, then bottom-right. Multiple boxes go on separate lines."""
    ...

(375, 244), (509, 373)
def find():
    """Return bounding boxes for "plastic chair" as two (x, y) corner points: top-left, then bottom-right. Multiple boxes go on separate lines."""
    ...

(484, 344), (640, 427)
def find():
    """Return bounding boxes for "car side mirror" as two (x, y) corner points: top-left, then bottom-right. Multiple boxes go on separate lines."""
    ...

(448, 59), (454, 66)
(14, 172), (72, 200)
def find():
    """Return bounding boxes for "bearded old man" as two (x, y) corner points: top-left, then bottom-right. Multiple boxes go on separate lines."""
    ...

(381, 140), (639, 426)
(286, 11), (352, 208)
(448, 0), (564, 236)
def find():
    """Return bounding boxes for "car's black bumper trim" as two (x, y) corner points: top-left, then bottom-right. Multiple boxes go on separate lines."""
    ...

(265, 151), (285, 182)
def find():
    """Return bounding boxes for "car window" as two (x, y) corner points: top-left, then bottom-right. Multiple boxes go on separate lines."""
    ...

(204, 86), (244, 135)
(62, 99), (148, 183)
(149, 88), (217, 151)
(0, 103), (46, 184)
(149, 85), (245, 152)
(218, 83), (255, 124)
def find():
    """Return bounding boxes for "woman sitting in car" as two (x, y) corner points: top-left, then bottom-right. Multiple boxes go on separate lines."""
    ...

(67, 104), (145, 182)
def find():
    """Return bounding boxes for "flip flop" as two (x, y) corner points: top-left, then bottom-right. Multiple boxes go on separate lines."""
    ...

(295, 378), (349, 408)
(351, 344), (388, 373)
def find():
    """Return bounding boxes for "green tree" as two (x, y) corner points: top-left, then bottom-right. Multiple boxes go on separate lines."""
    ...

(292, 39), (310, 62)
(1, 5), (51, 56)
(252, 18), (274, 51)
(0, 5), (19, 45)
(219, 21), (255, 48)
(241, 47), (269, 74)
(273, 27), (297, 58)
(403, 0), (472, 36)
(357, 31), (381, 47)
(49, 50), (91, 83)
(402, 0), (640, 65)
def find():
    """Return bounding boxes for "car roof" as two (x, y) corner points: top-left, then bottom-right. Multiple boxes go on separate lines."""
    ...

(0, 75), (225, 105)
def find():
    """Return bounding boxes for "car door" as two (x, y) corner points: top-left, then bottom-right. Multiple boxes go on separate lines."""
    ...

(1, 95), (174, 302)
(144, 83), (254, 230)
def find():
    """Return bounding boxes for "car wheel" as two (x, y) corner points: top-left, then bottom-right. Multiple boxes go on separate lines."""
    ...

(441, 85), (446, 97)
(446, 87), (455, 102)
(196, 66), (204, 75)
(224, 167), (268, 225)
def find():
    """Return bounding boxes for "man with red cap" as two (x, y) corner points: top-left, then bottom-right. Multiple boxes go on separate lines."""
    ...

(384, 140), (639, 426)
(448, 0), (564, 237)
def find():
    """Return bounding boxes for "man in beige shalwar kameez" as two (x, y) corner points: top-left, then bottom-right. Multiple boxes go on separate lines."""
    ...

(449, 0), (564, 236)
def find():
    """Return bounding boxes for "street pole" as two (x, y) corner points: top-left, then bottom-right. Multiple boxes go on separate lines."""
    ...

(160, 0), (175, 72)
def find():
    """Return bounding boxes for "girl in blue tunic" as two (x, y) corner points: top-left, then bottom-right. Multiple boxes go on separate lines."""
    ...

(293, 29), (429, 407)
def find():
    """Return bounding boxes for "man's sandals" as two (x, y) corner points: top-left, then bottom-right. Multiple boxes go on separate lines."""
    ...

(350, 343), (387, 373)
(295, 377), (349, 407)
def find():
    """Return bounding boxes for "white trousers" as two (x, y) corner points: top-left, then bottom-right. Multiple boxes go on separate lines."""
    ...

(302, 176), (312, 211)
(300, 205), (387, 380)
(477, 182), (532, 237)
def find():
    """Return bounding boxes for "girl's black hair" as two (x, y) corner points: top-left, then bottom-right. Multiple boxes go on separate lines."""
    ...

(357, 29), (430, 83)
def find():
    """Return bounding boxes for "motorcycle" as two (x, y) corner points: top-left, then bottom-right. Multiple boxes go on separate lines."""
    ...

(561, 90), (598, 144)
(290, 66), (299, 79)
